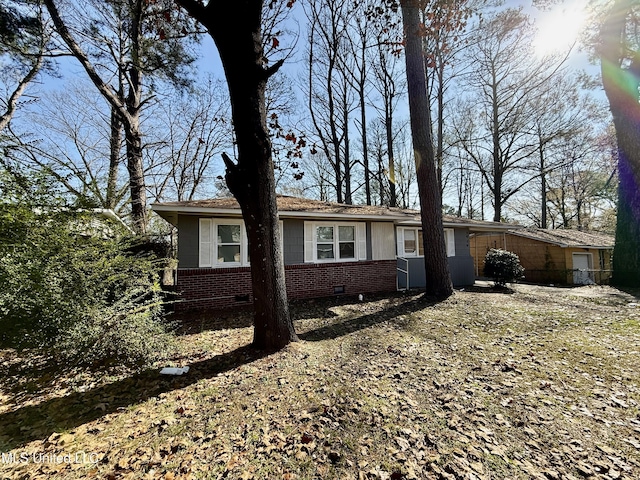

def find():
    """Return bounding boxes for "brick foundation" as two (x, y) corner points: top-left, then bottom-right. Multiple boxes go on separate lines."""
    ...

(174, 260), (397, 310)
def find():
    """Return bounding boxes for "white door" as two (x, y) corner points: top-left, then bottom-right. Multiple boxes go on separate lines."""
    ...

(572, 253), (593, 285)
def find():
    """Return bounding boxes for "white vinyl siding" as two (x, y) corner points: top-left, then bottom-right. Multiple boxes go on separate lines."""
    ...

(303, 221), (366, 262)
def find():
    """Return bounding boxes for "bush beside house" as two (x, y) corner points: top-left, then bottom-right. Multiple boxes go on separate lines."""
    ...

(483, 248), (525, 287)
(0, 176), (173, 368)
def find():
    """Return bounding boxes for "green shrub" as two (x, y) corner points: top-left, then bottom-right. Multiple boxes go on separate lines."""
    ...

(0, 192), (174, 368)
(483, 248), (524, 287)
(57, 283), (171, 367)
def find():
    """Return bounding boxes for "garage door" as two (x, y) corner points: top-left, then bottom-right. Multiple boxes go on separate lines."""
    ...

(572, 253), (594, 285)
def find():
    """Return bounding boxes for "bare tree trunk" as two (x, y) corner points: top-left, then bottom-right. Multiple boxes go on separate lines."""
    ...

(125, 0), (147, 234)
(560, 186), (569, 228)
(401, 0), (453, 299)
(601, 0), (640, 287)
(124, 124), (147, 234)
(342, 84), (352, 204)
(356, 66), (370, 205)
(539, 140), (547, 229)
(329, 78), (344, 203)
(386, 107), (397, 207)
(359, 88), (371, 205)
(436, 64), (445, 192)
(306, 26), (343, 204)
(376, 142), (386, 205)
(491, 79), (503, 223)
(344, 12), (372, 205)
(107, 107), (122, 210)
(374, 40), (399, 207)
(177, 0), (297, 350)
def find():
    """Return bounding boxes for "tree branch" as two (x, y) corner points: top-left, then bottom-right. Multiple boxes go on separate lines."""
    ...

(264, 58), (285, 79)
(0, 54), (43, 132)
(173, 0), (209, 23)
(221, 151), (237, 170)
(43, 0), (131, 128)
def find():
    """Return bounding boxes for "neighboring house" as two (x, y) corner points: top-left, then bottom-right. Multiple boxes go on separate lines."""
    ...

(35, 207), (132, 239)
(73, 209), (133, 238)
(151, 196), (516, 310)
(469, 228), (614, 285)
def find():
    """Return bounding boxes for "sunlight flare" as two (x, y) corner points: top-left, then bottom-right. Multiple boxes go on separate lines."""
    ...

(533, 1), (587, 56)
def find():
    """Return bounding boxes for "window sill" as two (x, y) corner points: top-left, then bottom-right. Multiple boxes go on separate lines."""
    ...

(199, 263), (250, 268)
(312, 258), (359, 263)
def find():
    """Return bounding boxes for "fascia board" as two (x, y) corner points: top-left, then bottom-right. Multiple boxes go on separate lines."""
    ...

(396, 220), (520, 231)
(151, 204), (407, 222)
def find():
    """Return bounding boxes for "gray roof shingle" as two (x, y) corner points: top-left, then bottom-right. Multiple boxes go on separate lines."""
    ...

(152, 195), (518, 231)
(509, 228), (614, 248)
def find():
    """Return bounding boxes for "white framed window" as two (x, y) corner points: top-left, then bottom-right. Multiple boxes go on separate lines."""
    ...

(337, 225), (356, 259)
(315, 224), (355, 260)
(216, 223), (242, 263)
(397, 227), (455, 258)
(304, 222), (366, 262)
(199, 219), (249, 267)
(397, 227), (424, 257)
(316, 225), (335, 260)
(404, 228), (416, 254)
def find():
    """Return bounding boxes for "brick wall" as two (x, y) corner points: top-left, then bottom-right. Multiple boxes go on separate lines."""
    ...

(174, 260), (397, 310)
(175, 267), (254, 310)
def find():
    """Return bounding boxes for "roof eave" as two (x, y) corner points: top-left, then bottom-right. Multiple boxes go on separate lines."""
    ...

(398, 220), (520, 231)
(280, 210), (409, 221)
(151, 204), (409, 222)
(506, 230), (613, 249)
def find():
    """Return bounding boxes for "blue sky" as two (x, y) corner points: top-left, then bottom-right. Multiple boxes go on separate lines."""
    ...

(15, 0), (604, 216)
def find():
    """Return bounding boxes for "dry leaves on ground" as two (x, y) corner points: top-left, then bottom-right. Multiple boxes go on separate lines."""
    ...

(1, 284), (639, 479)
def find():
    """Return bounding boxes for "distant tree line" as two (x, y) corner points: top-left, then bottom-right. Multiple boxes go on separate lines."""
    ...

(0, 0), (617, 232)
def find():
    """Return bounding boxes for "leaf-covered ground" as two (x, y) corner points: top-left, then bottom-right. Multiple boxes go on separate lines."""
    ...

(1, 283), (639, 479)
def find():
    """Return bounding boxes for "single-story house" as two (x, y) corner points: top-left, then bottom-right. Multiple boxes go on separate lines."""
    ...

(151, 196), (516, 310)
(469, 228), (614, 285)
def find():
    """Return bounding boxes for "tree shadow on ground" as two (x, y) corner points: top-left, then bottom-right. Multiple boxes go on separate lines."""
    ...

(290, 291), (423, 321)
(0, 309), (255, 403)
(614, 285), (640, 300)
(0, 291), (437, 452)
(170, 308), (254, 335)
(0, 344), (268, 452)
(298, 294), (436, 342)
(458, 283), (517, 294)
(169, 291), (420, 333)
